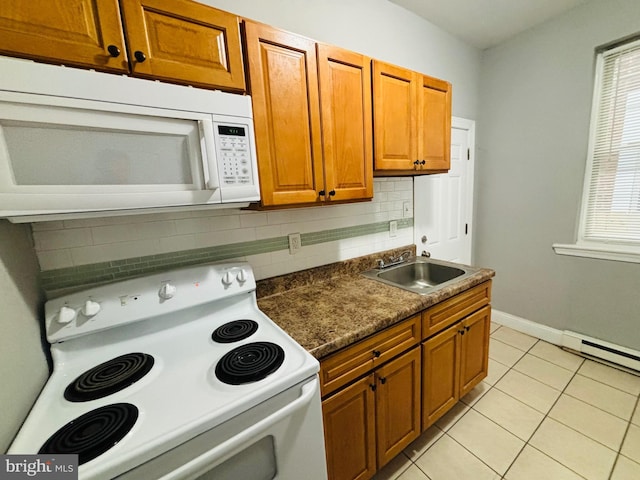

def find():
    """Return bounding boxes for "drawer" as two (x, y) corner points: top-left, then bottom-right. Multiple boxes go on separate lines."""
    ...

(320, 314), (421, 397)
(422, 281), (491, 339)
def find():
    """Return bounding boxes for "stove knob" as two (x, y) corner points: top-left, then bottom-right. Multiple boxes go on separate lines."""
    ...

(236, 269), (247, 283)
(222, 271), (234, 286)
(57, 306), (76, 325)
(82, 300), (101, 317)
(159, 283), (177, 299)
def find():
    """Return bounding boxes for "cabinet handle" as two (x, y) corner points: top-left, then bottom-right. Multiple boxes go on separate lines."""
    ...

(328, 190), (336, 197)
(420, 160), (426, 165)
(369, 383), (377, 392)
(372, 350), (381, 358)
(459, 329), (465, 336)
(465, 326), (470, 332)
(107, 45), (121, 58)
(413, 160), (420, 166)
(134, 50), (147, 63)
(318, 190), (325, 197)
(379, 377), (387, 385)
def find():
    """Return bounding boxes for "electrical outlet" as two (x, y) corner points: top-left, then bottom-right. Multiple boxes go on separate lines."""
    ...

(389, 221), (398, 237)
(288, 233), (302, 255)
(403, 201), (411, 218)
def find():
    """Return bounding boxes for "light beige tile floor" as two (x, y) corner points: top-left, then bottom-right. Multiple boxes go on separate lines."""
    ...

(372, 323), (640, 480)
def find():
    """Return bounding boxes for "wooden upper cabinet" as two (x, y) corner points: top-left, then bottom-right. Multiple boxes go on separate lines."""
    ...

(119, 0), (245, 91)
(372, 61), (417, 171)
(0, 0), (245, 91)
(318, 44), (373, 202)
(0, 0), (128, 73)
(244, 21), (323, 206)
(244, 23), (374, 207)
(419, 75), (452, 171)
(372, 60), (452, 175)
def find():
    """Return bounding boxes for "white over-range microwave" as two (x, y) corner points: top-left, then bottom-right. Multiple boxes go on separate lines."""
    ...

(0, 56), (260, 222)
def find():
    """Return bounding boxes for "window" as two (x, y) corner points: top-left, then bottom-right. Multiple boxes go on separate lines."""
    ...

(554, 38), (640, 263)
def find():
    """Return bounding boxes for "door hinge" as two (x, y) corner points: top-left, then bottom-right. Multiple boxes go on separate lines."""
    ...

(467, 148), (470, 160)
(465, 223), (468, 235)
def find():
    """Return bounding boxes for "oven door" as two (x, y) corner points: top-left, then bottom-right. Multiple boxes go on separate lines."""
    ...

(115, 377), (328, 480)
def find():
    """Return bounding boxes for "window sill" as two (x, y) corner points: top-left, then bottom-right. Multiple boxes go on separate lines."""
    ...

(552, 243), (640, 264)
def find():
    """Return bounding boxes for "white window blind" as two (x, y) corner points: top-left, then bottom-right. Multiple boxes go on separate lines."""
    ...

(582, 39), (640, 244)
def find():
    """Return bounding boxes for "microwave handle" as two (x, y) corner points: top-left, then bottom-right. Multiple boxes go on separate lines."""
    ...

(199, 119), (220, 191)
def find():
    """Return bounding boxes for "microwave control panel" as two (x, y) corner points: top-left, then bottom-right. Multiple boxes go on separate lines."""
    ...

(216, 124), (254, 186)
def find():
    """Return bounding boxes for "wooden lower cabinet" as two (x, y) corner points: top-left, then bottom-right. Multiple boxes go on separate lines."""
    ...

(323, 375), (376, 480)
(422, 305), (491, 430)
(459, 306), (491, 397)
(375, 347), (421, 467)
(321, 282), (492, 480)
(322, 348), (421, 480)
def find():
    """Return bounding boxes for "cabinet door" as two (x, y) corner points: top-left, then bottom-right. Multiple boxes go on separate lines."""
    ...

(317, 44), (373, 202)
(323, 375), (376, 480)
(244, 21), (324, 206)
(0, 0), (128, 73)
(422, 322), (461, 430)
(119, 0), (245, 91)
(459, 305), (491, 397)
(376, 347), (421, 468)
(418, 75), (451, 171)
(372, 61), (418, 171)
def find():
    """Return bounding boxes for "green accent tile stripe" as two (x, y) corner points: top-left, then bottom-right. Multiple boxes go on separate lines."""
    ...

(41, 217), (413, 293)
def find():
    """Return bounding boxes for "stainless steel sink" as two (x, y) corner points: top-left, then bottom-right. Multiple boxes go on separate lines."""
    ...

(361, 257), (471, 295)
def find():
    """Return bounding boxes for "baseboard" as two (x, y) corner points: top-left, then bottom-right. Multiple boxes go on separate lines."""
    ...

(492, 309), (640, 373)
(491, 309), (564, 345)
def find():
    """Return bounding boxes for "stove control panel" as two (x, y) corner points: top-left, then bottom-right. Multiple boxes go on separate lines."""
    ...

(45, 263), (257, 344)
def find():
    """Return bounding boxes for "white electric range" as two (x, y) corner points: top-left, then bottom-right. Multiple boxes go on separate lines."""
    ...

(9, 262), (328, 480)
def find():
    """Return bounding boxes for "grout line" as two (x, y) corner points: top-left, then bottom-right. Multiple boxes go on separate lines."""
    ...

(608, 395), (640, 479)
(498, 345), (587, 478)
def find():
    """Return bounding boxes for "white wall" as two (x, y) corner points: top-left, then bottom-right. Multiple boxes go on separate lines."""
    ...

(0, 221), (47, 452)
(202, 0), (481, 120)
(476, 0), (640, 349)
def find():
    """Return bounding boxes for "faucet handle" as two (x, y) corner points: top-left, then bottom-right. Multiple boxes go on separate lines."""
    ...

(377, 259), (385, 268)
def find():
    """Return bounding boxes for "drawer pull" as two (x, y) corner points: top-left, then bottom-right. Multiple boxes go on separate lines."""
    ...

(372, 350), (381, 358)
(379, 377), (387, 385)
(369, 383), (377, 392)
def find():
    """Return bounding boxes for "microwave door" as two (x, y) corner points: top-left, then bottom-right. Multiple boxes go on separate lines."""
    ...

(0, 99), (222, 216)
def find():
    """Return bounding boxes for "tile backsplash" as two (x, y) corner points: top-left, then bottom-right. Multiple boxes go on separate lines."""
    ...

(33, 178), (414, 295)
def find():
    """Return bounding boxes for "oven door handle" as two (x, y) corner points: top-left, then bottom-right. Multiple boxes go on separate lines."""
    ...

(159, 378), (319, 480)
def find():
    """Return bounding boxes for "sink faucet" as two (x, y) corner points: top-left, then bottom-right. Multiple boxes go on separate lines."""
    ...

(376, 250), (413, 269)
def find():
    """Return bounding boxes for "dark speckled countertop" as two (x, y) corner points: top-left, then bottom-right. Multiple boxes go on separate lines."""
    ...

(256, 246), (495, 359)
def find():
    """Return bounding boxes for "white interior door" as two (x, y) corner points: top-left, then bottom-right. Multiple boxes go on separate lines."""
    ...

(414, 118), (475, 264)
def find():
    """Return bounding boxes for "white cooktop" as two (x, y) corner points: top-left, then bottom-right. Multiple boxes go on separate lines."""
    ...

(9, 263), (318, 480)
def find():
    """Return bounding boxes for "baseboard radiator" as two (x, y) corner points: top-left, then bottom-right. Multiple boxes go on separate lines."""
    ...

(562, 331), (640, 373)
